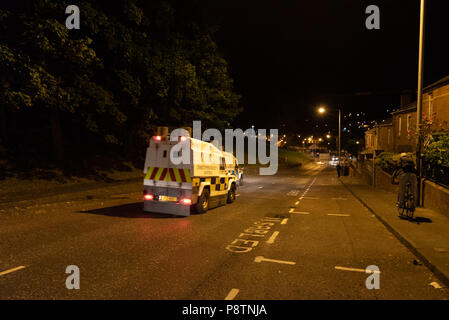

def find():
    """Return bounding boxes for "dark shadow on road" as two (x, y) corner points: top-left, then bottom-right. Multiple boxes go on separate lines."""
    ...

(412, 216), (433, 224)
(79, 202), (186, 219)
(400, 215), (433, 224)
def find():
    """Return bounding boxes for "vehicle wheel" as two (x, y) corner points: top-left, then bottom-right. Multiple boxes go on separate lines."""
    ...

(407, 197), (415, 219)
(397, 204), (405, 218)
(196, 189), (210, 214)
(227, 184), (236, 203)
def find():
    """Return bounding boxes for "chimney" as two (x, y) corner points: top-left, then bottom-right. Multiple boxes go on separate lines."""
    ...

(400, 90), (413, 109)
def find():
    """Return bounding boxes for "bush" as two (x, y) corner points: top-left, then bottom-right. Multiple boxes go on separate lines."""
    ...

(375, 152), (415, 175)
(375, 152), (397, 174)
(423, 132), (449, 186)
(278, 148), (312, 167)
(424, 132), (449, 170)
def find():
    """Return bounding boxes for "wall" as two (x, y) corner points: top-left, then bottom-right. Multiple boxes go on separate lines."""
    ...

(392, 111), (417, 153)
(423, 180), (449, 218)
(354, 161), (449, 218)
(423, 84), (449, 126)
(377, 125), (393, 152)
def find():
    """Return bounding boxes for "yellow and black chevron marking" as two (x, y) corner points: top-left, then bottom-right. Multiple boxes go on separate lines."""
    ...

(145, 167), (192, 183)
(192, 176), (232, 191)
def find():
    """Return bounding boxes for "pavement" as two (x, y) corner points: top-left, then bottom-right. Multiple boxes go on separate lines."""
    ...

(0, 163), (448, 299)
(340, 174), (449, 288)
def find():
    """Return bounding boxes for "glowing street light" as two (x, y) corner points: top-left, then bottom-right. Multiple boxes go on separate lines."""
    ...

(317, 106), (342, 164)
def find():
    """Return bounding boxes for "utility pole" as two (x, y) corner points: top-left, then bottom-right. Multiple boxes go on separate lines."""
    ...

(416, 0), (426, 206)
(338, 108), (341, 165)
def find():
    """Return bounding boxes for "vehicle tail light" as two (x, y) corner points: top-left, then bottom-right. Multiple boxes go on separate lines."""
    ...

(144, 194), (154, 201)
(180, 198), (192, 205)
(153, 136), (162, 141)
(179, 136), (189, 142)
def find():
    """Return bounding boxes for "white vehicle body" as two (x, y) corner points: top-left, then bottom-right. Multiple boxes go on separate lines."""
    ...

(143, 135), (238, 216)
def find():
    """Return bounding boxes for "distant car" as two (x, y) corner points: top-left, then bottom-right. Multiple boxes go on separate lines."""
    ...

(329, 157), (339, 166)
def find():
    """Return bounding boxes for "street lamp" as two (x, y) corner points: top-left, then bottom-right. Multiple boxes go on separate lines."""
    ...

(317, 106), (342, 164)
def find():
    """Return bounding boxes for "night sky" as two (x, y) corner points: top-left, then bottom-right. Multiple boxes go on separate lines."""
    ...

(200, 0), (449, 137)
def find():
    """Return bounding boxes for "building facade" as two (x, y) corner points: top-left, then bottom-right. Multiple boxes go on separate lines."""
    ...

(363, 75), (449, 155)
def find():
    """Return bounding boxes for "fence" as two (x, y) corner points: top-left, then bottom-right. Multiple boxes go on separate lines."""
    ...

(423, 161), (449, 189)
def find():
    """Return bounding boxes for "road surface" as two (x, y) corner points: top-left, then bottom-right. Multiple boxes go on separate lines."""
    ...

(0, 163), (448, 299)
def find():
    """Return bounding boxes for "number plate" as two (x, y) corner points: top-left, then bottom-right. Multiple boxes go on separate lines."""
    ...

(158, 195), (177, 202)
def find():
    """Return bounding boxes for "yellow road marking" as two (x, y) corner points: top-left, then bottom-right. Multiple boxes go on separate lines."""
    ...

(0, 266), (26, 277)
(335, 266), (380, 274)
(225, 288), (240, 300)
(266, 231), (280, 244)
(254, 256), (296, 265)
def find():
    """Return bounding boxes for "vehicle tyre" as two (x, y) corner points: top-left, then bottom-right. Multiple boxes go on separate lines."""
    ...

(397, 203), (405, 218)
(407, 197), (415, 219)
(196, 188), (210, 214)
(227, 184), (236, 203)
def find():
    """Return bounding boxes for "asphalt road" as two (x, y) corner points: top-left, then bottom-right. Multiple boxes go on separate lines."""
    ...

(0, 163), (448, 299)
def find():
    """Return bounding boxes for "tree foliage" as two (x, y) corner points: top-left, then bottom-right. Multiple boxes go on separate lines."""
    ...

(0, 0), (241, 170)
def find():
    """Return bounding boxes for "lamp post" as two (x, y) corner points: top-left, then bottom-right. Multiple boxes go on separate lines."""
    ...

(416, 0), (426, 207)
(318, 107), (342, 164)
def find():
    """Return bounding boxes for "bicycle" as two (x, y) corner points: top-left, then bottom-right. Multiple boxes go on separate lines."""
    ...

(398, 182), (415, 220)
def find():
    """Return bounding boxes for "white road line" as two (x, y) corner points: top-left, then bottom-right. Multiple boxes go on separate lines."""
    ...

(254, 256), (296, 265)
(430, 282), (442, 289)
(266, 231), (280, 244)
(295, 201), (299, 205)
(281, 218), (288, 225)
(258, 186), (264, 189)
(236, 194), (241, 197)
(0, 266), (26, 277)
(332, 197), (348, 200)
(224, 288), (240, 300)
(328, 213), (351, 217)
(289, 208), (294, 213)
(335, 266), (381, 274)
(291, 211), (310, 215)
(302, 197), (320, 200)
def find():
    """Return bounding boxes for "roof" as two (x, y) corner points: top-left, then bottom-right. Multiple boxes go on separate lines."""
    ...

(424, 75), (449, 92)
(391, 103), (416, 115)
(376, 118), (393, 127)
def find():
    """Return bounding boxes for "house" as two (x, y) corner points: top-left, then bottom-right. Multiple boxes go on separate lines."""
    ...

(364, 75), (449, 155)
(363, 119), (393, 156)
(391, 102), (417, 153)
(422, 75), (449, 126)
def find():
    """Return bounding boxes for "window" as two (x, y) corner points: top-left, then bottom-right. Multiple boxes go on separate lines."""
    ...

(398, 117), (402, 137)
(219, 157), (225, 170)
(407, 115), (412, 132)
(163, 150), (167, 158)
